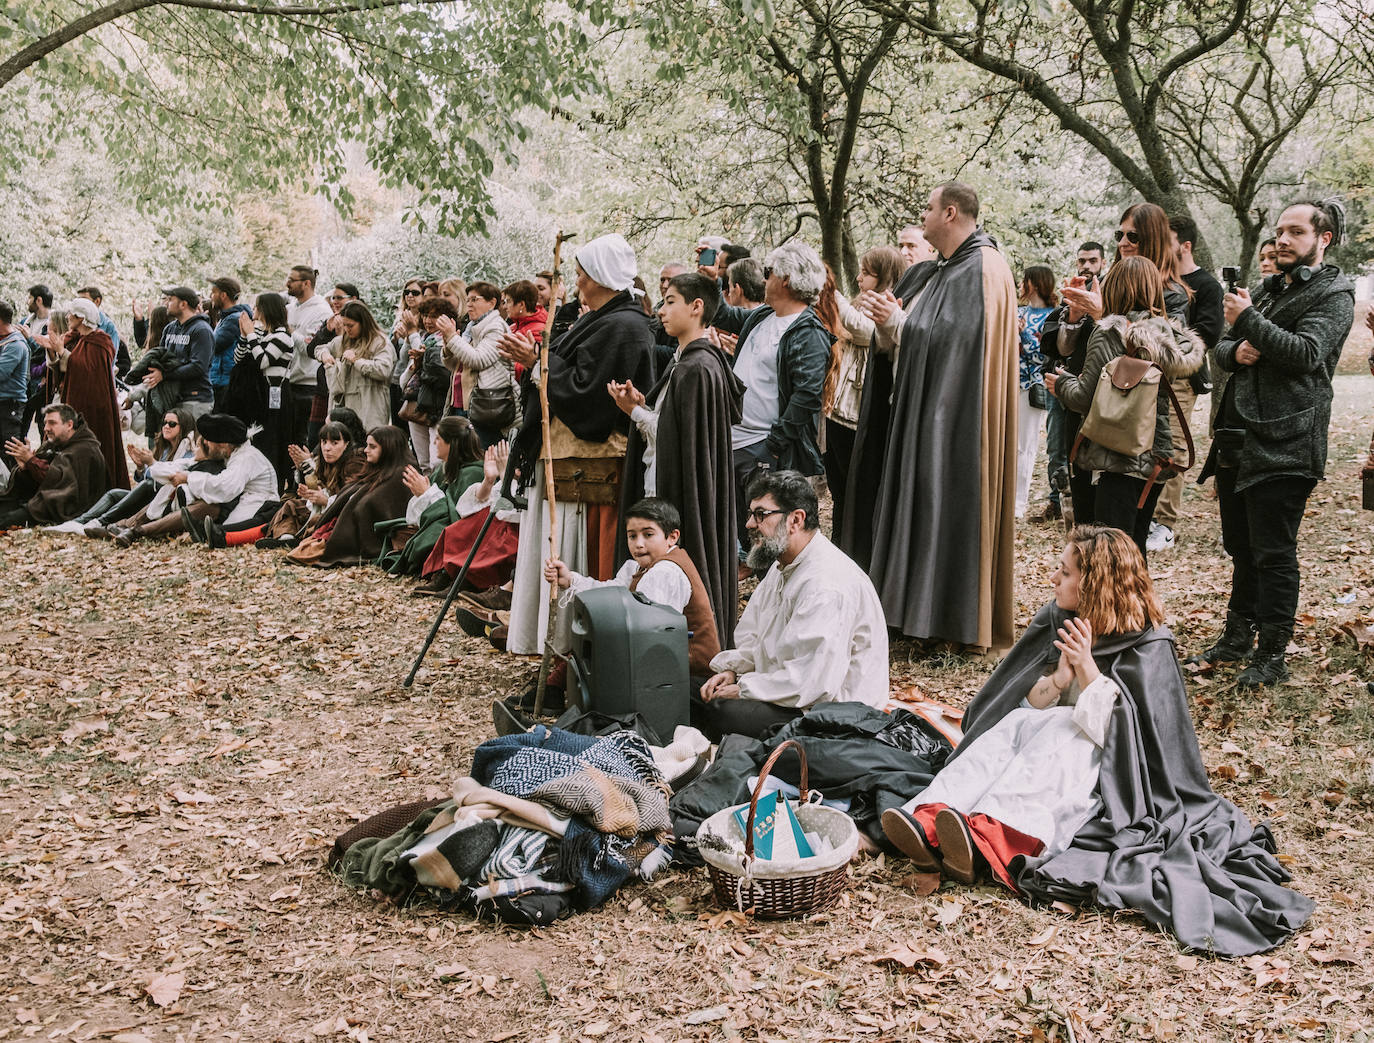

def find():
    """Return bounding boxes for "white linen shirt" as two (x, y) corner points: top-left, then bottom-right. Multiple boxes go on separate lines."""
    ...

(710, 532), (888, 709)
(183, 443), (279, 524)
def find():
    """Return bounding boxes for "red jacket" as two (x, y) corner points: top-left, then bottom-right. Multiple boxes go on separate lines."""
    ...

(508, 308), (548, 380)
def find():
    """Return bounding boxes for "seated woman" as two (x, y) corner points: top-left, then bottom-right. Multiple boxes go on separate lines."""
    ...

(384, 415), (484, 575)
(48, 408), (196, 535)
(412, 441), (520, 599)
(213, 421), (366, 548)
(882, 525), (1313, 957)
(284, 425), (414, 567)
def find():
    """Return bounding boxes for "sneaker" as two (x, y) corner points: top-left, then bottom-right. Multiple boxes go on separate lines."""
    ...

(181, 507), (205, 544)
(1145, 523), (1175, 553)
(45, 520), (88, 535)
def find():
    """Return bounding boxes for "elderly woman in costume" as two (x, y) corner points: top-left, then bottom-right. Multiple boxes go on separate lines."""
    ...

(496, 233), (655, 656)
(53, 297), (129, 490)
(883, 525), (1313, 957)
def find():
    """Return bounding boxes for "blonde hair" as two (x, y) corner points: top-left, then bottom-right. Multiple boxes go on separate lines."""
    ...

(1101, 256), (1165, 319)
(1067, 525), (1164, 636)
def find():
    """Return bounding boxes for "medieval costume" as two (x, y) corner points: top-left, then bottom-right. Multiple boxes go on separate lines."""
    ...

(420, 480), (521, 591)
(59, 326), (130, 490)
(384, 460), (485, 574)
(844, 229), (1018, 650)
(506, 234), (654, 656)
(702, 532), (888, 741)
(897, 602), (1313, 957)
(619, 337), (745, 646)
(0, 419), (107, 526)
(287, 469), (411, 567)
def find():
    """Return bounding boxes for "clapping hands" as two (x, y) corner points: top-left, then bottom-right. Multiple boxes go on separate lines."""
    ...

(401, 464), (430, 497)
(1053, 617), (1100, 690)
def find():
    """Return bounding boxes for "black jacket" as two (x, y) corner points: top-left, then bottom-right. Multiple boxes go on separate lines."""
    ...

(1206, 264), (1355, 492)
(714, 302), (830, 476)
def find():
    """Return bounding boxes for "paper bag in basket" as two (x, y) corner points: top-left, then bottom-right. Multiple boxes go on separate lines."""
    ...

(733, 791), (813, 860)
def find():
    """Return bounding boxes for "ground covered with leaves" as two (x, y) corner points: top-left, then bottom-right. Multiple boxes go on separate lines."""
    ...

(2, 343), (1372, 1042)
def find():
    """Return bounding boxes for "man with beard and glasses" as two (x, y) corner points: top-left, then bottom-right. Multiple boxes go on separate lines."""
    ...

(696, 470), (888, 741)
(1191, 198), (1355, 689)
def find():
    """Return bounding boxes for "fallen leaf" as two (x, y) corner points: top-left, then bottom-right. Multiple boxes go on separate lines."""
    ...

(146, 971), (185, 1007)
(685, 1006), (729, 1025)
(868, 943), (949, 971)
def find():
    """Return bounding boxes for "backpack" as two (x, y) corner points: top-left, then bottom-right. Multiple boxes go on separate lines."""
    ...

(1072, 340), (1194, 508)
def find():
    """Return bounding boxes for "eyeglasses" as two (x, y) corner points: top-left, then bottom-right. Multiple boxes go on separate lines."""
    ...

(746, 507), (786, 524)
(1114, 229), (1140, 244)
(763, 267), (774, 279)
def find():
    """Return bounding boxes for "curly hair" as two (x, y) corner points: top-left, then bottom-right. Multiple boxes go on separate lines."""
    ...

(1067, 525), (1164, 636)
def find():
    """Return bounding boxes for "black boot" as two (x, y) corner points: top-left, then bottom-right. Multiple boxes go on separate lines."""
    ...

(1236, 625), (1291, 689)
(1185, 612), (1256, 668)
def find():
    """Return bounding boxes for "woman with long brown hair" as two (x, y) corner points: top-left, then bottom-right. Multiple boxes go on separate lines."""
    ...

(883, 525), (1312, 956)
(822, 247), (905, 539)
(285, 424), (415, 566)
(316, 301), (395, 432)
(1047, 257), (1203, 558)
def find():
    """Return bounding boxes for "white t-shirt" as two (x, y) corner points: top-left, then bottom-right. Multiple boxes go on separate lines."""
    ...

(731, 310), (801, 450)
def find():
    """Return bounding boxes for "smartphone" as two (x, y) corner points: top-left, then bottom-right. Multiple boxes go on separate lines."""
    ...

(698, 248), (718, 267)
(1221, 266), (1240, 293)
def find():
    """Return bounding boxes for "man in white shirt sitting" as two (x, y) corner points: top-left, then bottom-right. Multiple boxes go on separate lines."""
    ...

(698, 470), (889, 740)
(110, 413), (277, 545)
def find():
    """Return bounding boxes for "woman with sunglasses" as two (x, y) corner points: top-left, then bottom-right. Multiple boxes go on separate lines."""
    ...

(48, 408), (197, 535)
(390, 280), (426, 425)
(1064, 203), (1192, 326)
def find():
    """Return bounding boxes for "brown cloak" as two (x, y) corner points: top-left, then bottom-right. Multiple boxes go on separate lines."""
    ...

(61, 329), (130, 490)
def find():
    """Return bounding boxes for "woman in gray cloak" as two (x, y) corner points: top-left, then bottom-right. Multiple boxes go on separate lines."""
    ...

(883, 525), (1312, 956)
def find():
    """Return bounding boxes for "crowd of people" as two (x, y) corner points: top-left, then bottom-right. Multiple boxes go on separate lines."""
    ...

(1, 182), (1364, 953)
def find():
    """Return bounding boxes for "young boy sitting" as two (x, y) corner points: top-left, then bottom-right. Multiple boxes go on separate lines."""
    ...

(540, 497), (720, 706)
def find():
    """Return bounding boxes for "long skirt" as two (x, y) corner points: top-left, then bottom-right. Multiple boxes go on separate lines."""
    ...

(420, 509), (520, 590)
(507, 470), (590, 656)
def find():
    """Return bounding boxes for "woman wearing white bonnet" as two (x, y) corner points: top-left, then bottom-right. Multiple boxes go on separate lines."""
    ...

(495, 233), (657, 676)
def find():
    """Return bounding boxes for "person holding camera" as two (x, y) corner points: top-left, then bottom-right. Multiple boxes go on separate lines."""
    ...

(1191, 199), (1355, 688)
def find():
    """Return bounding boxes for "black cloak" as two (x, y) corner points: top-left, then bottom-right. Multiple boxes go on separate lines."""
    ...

(619, 338), (745, 646)
(954, 602), (1314, 956)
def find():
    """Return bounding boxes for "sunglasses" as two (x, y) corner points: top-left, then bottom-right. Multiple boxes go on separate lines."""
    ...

(403, 288), (421, 297)
(1114, 229), (1140, 244)
(162, 420), (179, 428)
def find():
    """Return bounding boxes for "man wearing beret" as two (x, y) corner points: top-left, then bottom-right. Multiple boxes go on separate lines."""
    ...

(108, 413), (277, 545)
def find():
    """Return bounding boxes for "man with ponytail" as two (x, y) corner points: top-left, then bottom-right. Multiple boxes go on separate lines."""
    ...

(1193, 198), (1355, 688)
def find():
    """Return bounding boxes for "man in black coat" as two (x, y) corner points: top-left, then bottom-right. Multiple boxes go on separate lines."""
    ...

(1193, 199), (1355, 687)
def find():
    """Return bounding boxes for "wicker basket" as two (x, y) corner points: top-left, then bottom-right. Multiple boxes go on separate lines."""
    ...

(698, 740), (860, 918)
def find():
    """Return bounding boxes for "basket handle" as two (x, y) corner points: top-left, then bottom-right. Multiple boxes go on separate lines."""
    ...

(743, 739), (809, 860)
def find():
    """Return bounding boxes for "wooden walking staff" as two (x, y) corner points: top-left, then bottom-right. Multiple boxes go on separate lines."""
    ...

(533, 229), (574, 716)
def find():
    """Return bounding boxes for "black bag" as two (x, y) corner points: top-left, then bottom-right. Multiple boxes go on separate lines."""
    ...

(1212, 427), (1245, 470)
(466, 384), (517, 430)
(1362, 472), (1374, 512)
(1028, 383), (1049, 410)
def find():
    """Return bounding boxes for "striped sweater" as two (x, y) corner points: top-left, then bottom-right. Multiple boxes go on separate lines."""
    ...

(235, 327), (294, 382)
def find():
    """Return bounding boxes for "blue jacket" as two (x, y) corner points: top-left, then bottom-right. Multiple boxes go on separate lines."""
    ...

(97, 310), (120, 352)
(210, 302), (253, 389)
(0, 329), (29, 402)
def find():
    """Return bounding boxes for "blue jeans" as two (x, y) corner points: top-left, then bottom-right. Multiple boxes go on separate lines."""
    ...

(1044, 396), (1066, 506)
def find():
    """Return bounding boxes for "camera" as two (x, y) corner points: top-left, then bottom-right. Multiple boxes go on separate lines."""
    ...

(1050, 466), (1070, 494)
(1221, 266), (1240, 293)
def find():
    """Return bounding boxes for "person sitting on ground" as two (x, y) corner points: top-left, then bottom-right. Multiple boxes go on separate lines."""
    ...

(881, 525), (1313, 956)
(0, 404), (108, 528)
(385, 415), (485, 575)
(232, 423), (368, 549)
(536, 496), (720, 714)
(284, 425), (414, 566)
(48, 409), (196, 535)
(107, 413), (278, 546)
(414, 442), (520, 607)
(698, 470), (888, 741)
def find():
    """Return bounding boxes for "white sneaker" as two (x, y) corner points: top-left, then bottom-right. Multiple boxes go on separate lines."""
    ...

(44, 520), (89, 535)
(1146, 524), (1175, 552)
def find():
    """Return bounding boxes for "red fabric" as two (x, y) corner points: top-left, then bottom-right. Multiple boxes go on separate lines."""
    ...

(421, 508), (519, 590)
(309, 392), (328, 423)
(62, 329), (130, 489)
(451, 372), (464, 410)
(909, 803), (1044, 891)
(226, 524), (265, 546)
(509, 309), (547, 382)
(584, 503), (618, 580)
(313, 518), (338, 542)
